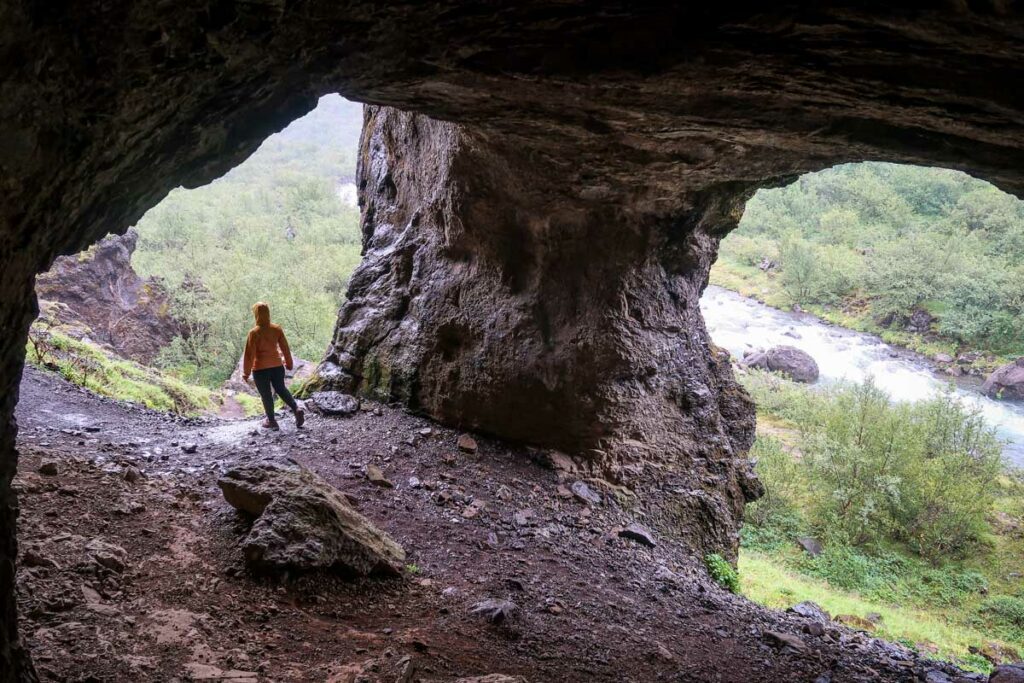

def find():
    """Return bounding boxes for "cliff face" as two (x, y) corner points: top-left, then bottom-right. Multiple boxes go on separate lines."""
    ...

(35, 230), (182, 366)
(317, 107), (760, 556)
(3, 3), (1024, 680)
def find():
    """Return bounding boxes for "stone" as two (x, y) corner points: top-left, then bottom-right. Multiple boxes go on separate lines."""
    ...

(308, 391), (360, 416)
(21, 548), (57, 569)
(457, 435), (478, 453)
(34, 230), (185, 365)
(618, 523), (656, 548)
(182, 663), (259, 682)
(924, 672), (952, 683)
(365, 464), (393, 488)
(454, 676), (528, 683)
(797, 537), (823, 557)
(546, 451), (578, 474)
(934, 353), (954, 363)
(180, 443), (198, 454)
(570, 481), (601, 506)
(86, 539), (128, 572)
(762, 630), (807, 652)
(991, 664), (1024, 683)
(462, 499), (486, 519)
(743, 346), (820, 383)
(217, 461), (405, 575)
(37, 462), (58, 476)
(803, 622), (825, 637)
(789, 601), (830, 623)
(122, 466), (142, 483)
(983, 358), (1024, 401)
(470, 599), (516, 624)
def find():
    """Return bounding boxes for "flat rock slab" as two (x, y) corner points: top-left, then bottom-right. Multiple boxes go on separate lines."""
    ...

(619, 523), (656, 547)
(218, 461), (405, 575)
(308, 391), (360, 416)
(763, 630), (807, 652)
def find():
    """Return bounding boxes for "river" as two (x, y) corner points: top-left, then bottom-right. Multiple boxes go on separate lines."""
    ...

(700, 285), (1024, 466)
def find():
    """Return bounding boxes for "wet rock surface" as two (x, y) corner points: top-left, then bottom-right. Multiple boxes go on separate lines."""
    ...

(316, 106), (759, 562)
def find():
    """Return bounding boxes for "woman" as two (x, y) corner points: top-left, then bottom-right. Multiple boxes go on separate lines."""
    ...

(242, 301), (304, 430)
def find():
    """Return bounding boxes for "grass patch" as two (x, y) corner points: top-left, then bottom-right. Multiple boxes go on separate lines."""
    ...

(740, 550), (1001, 672)
(737, 370), (1024, 669)
(26, 327), (216, 415)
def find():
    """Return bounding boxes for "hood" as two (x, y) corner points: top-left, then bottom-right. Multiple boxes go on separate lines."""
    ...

(252, 301), (271, 327)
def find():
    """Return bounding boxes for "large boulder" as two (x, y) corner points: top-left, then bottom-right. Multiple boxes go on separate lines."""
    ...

(990, 663), (1024, 683)
(217, 461), (405, 576)
(983, 358), (1024, 401)
(742, 346), (820, 383)
(307, 391), (360, 416)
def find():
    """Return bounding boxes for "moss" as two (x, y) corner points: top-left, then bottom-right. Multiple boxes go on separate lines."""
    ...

(26, 326), (217, 415)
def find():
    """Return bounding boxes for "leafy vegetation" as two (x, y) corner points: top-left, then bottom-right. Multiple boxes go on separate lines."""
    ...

(737, 369), (1024, 668)
(704, 553), (740, 593)
(131, 95), (364, 386)
(26, 326), (216, 415)
(716, 162), (1024, 360)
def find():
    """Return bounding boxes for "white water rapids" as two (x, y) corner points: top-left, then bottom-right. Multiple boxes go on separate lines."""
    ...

(700, 285), (1024, 466)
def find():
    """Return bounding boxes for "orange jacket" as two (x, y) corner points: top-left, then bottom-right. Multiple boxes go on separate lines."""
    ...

(243, 323), (293, 376)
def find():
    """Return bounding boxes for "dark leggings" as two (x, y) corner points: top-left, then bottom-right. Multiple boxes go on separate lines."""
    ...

(252, 365), (297, 420)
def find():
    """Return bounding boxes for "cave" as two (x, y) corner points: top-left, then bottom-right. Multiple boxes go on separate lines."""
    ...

(3, 3), (1024, 680)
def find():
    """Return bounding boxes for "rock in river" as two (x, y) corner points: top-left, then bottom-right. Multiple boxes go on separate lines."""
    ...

(218, 461), (405, 575)
(743, 345), (820, 383)
(983, 358), (1024, 401)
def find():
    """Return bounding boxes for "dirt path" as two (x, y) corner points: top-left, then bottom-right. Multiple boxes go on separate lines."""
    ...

(12, 366), (980, 682)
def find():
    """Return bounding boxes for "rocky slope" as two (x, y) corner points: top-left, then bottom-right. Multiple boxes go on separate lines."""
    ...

(11, 367), (990, 682)
(4, 4), (1024, 679)
(35, 230), (183, 366)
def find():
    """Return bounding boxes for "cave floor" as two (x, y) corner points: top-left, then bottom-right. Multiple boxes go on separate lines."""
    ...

(12, 366), (972, 682)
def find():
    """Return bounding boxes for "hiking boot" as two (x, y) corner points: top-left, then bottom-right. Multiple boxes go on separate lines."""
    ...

(294, 408), (305, 429)
(262, 418), (280, 431)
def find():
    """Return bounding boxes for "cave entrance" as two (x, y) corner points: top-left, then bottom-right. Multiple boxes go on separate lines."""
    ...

(26, 95), (366, 421)
(705, 161), (1024, 661)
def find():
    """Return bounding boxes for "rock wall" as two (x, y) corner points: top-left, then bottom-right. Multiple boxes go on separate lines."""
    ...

(317, 107), (760, 553)
(35, 230), (183, 366)
(3, 3), (1024, 680)
(0, 251), (39, 681)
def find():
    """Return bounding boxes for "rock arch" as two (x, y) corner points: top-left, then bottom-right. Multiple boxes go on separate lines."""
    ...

(3, 3), (1024, 679)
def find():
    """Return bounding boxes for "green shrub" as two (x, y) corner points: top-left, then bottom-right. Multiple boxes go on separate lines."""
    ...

(705, 553), (740, 593)
(978, 596), (1024, 640)
(743, 373), (1003, 561)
